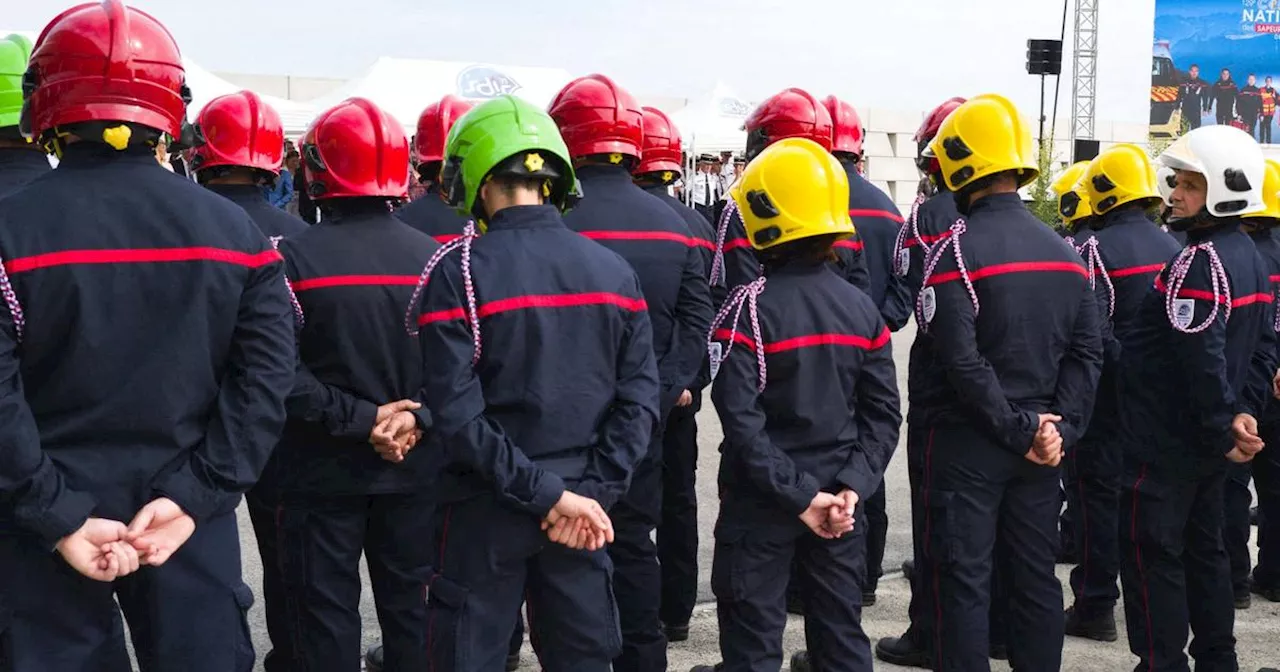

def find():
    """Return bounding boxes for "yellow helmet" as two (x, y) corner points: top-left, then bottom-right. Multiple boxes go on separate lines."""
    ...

(1245, 159), (1280, 221)
(1051, 161), (1094, 224)
(925, 93), (1039, 192)
(730, 137), (855, 250)
(1083, 144), (1160, 215)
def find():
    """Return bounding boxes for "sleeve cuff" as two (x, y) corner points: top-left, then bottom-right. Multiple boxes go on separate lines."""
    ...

(1003, 409), (1040, 456)
(528, 472), (566, 519)
(342, 400), (380, 442)
(154, 463), (220, 522)
(31, 489), (96, 550)
(782, 473), (822, 517)
(411, 406), (434, 432)
(835, 463), (875, 501)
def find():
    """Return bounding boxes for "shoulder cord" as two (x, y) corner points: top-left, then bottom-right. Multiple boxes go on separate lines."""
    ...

(891, 192), (931, 277)
(1164, 242), (1232, 334)
(707, 276), (768, 392)
(1078, 237), (1116, 319)
(404, 222), (482, 364)
(915, 218), (977, 333)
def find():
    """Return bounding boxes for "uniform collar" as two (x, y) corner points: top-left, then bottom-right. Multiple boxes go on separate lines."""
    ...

(206, 183), (267, 205)
(575, 163), (633, 183)
(55, 142), (161, 170)
(1186, 217), (1242, 243)
(486, 204), (565, 232)
(764, 258), (829, 278)
(966, 191), (1024, 214)
(0, 147), (52, 171)
(1100, 206), (1153, 229)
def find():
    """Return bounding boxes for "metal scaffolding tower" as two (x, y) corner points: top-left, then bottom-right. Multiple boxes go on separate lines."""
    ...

(1071, 0), (1099, 142)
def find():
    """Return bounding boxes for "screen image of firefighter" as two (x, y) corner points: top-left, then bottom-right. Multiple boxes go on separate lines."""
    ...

(1151, 0), (1280, 143)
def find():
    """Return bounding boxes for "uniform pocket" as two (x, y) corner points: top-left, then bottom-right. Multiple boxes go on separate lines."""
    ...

(585, 549), (623, 658)
(426, 574), (470, 672)
(925, 490), (962, 566)
(231, 583), (256, 672)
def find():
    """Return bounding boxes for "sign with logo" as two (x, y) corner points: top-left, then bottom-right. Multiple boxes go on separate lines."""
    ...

(716, 97), (751, 118)
(456, 65), (522, 99)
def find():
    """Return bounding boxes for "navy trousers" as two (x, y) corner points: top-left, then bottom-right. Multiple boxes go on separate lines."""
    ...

(1067, 434), (1123, 617)
(658, 405), (700, 629)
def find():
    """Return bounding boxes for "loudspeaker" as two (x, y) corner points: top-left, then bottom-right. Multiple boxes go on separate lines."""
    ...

(1026, 39), (1064, 76)
(1072, 138), (1101, 164)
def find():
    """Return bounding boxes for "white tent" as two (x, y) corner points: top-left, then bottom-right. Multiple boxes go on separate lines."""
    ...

(3, 29), (317, 135)
(670, 81), (751, 154)
(306, 57), (575, 134)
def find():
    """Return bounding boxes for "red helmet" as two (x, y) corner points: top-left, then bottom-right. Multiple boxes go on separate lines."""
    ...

(189, 91), (283, 175)
(548, 74), (644, 161)
(637, 106), (682, 177)
(21, 0), (187, 140)
(744, 88), (833, 160)
(415, 94), (473, 165)
(914, 96), (966, 174)
(822, 96), (864, 158)
(302, 97), (409, 200)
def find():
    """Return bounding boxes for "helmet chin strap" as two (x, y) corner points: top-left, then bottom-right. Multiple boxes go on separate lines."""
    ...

(1165, 206), (1213, 232)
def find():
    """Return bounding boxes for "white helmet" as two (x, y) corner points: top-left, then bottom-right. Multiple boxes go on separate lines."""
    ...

(1155, 165), (1176, 207)
(1157, 125), (1266, 217)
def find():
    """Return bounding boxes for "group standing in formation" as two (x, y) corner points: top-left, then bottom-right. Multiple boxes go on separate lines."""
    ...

(0, 3), (1279, 672)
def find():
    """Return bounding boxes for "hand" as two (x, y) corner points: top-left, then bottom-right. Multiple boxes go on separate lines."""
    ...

(1272, 369), (1280, 399)
(544, 516), (608, 551)
(125, 498), (196, 567)
(372, 399), (421, 433)
(676, 390), (693, 408)
(825, 490), (859, 536)
(372, 411), (422, 463)
(541, 492), (613, 549)
(1027, 415), (1063, 466)
(1231, 413), (1264, 455)
(1227, 446), (1255, 464)
(55, 518), (140, 582)
(800, 492), (846, 539)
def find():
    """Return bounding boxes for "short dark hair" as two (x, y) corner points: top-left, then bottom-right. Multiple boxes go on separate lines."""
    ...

(1189, 63), (1199, 69)
(285, 150), (300, 160)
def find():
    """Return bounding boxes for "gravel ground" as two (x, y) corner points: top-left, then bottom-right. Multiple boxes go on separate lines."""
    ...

(224, 324), (1278, 671)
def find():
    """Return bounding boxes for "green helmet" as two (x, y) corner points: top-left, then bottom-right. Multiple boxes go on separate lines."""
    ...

(0, 34), (33, 129)
(440, 94), (580, 221)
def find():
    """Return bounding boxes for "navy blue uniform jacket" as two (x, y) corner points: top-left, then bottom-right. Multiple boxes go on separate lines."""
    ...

(206, 183), (309, 239)
(0, 149), (51, 199)
(1083, 207), (1181, 439)
(1247, 227), (1280, 427)
(900, 190), (958, 418)
(564, 165), (714, 418)
(710, 261), (901, 514)
(912, 192), (1103, 453)
(277, 209), (439, 494)
(396, 183), (470, 242)
(843, 162), (911, 330)
(1116, 219), (1272, 471)
(0, 144), (295, 546)
(415, 205), (660, 514)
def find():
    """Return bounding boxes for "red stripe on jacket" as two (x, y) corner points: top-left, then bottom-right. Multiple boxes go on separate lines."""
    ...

(712, 327), (892, 354)
(290, 275), (422, 292)
(5, 247), (282, 274)
(418, 292), (648, 326)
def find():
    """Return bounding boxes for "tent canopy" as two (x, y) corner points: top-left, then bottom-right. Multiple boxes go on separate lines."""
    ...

(670, 81), (751, 154)
(306, 57), (575, 134)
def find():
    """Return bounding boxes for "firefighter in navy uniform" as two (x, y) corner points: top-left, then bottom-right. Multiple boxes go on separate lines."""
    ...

(270, 97), (438, 672)
(633, 103), (716, 644)
(1157, 165), (1189, 246)
(411, 94), (660, 672)
(1253, 161), (1280, 608)
(1061, 145), (1180, 643)
(0, 3), (295, 671)
(1226, 158), (1280, 612)
(712, 88), (870, 298)
(822, 94), (910, 610)
(396, 94), (474, 242)
(912, 93), (1103, 671)
(687, 136), (901, 672)
(549, 74), (713, 672)
(0, 33), (48, 197)
(187, 88), (307, 672)
(1116, 124), (1272, 672)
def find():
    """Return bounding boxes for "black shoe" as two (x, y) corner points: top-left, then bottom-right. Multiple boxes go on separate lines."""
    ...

(875, 634), (934, 669)
(790, 651), (811, 672)
(504, 652), (520, 671)
(664, 622), (690, 643)
(1257, 668), (1280, 672)
(1235, 592), (1252, 609)
(689, 665), (723, 672)
(1252, 579), (1280, 603)
(989, 643), (1009, 660)
(1064, 605), (1119, 642)
(902, 559), (915, 584)
(1056, 546), (1079, 564)
(862, 590), (877, 606)
(365, 645), (385, 672)
(786, 592), (805, 616)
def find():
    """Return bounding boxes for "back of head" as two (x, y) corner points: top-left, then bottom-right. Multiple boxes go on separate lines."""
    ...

(636, 106), (682, 185)
(915, 96), (966, 188)
(822, 95), (864, 160)
(302, 97), (409, 204)
(22, 0), (189, 154)
(1052, 161), (1094, 227)
(441, 94), (578, 224)
(925, 93), (1037, 200)
(548, 73), (643, 169)
(1084, 144), (1160, 217)
(415, 94), (473, 172)
(190, 90), (283, 182)
(744, 88), (833, 161)
(730, 137), (854, 258)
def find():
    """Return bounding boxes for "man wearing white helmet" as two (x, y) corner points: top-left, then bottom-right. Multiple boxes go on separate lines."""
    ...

(1156, 165), (1187, 245)
(1115, 125), (1274, 672)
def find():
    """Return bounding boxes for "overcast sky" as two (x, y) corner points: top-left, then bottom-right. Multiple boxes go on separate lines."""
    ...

(9, 0), (1157, 127)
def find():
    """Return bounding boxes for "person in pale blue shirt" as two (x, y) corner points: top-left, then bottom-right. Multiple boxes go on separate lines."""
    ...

(264, 157), (295, 209)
